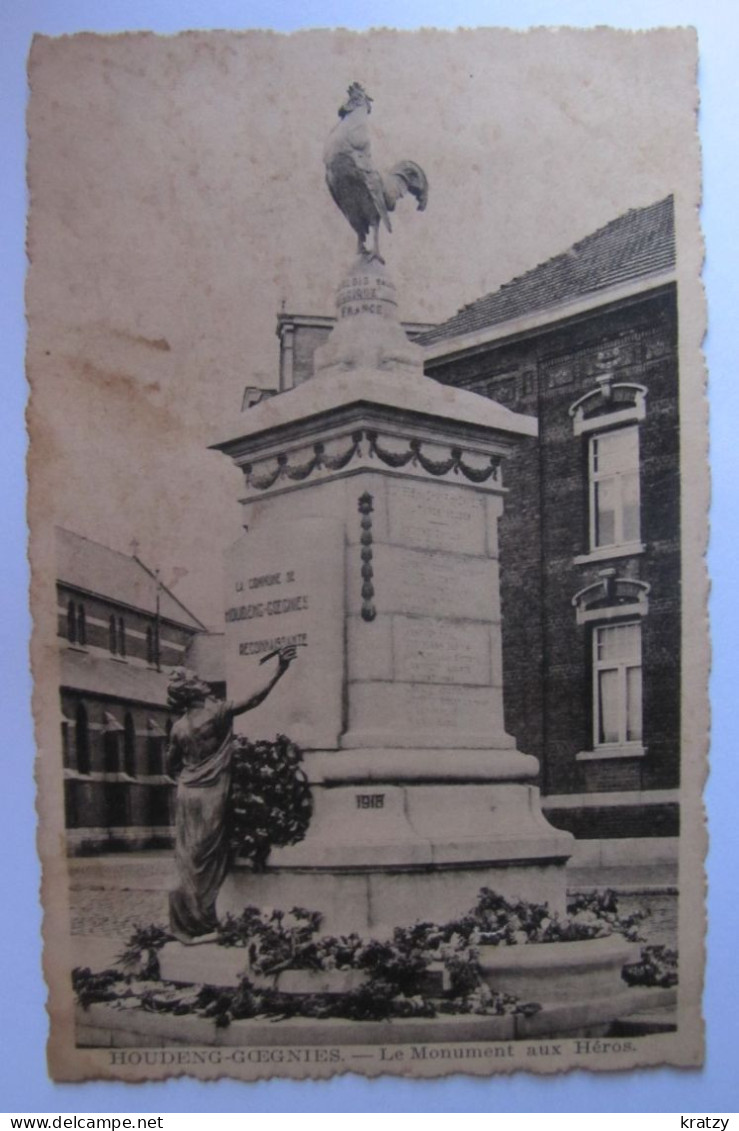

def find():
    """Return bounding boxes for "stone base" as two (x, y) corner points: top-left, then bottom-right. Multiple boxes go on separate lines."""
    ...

(218, 859), (570, 938)
(158, 942), (367, 993)
(478, 936), (641, 1004)
(75, 988), (677, 1051)
(216, 775), (575, 935)
(158, 942), (251, 987)
(275, 968), (367, 995)
(278, 779), (573, 868)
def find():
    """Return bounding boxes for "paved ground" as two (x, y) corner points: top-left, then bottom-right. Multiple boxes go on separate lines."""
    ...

(67, 852), (678, 1046)
(69, 852), (175, 892)
(70, 888), (170, 938)
(611, 890), (677, 948)
(70, 853), (173, 938)
(68, 852), (677, 948)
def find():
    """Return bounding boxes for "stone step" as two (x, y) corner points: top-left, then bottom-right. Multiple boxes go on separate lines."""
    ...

(610, 1006), (678, 1036)
(158, 942), (251, 987)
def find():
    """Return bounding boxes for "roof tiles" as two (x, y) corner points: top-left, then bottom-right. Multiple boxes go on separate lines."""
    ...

(56, 527), (205, 631)
(418, 196), (675, 348)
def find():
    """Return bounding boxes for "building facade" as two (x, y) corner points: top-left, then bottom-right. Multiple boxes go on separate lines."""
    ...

(57, 528), (221, 854)
(418, 196), (679, 851)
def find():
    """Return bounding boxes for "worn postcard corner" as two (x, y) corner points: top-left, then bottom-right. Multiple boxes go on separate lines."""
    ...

(27, 26), (706, 1083)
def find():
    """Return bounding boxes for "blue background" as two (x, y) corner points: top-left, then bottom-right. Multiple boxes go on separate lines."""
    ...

(2, 0), (736, 1114)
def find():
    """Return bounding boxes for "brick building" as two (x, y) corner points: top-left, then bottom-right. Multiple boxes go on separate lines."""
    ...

(277, 196), (680, 868)
(57, 528), (222, 853)
(417, 196), (679, 853)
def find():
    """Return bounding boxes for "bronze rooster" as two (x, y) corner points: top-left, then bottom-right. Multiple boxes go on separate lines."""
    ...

(324, 83), (428, 263)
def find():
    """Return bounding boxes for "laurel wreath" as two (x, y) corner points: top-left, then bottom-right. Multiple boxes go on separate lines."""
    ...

(227, 734), (313, 871)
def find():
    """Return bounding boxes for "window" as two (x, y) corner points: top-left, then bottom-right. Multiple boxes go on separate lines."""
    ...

(64, 780), (79, 829)
(147, 623), (160, 667)
(146, 718), (168, 774)
(146, 735), (163, 775)
(77, 605), (87, 646)
(75, 702), (90, 775)
(593, 622), (642, 749)
(103, 730), (120, 773)
(66, 601), (86, 646)
(589, 427), (640, 551)
(108, 615), (126, 656)
(573, 583), (648, 763)
(123, 712), (136, 777)
(67, 601), (77, 644)
(570, 380), (647, 565)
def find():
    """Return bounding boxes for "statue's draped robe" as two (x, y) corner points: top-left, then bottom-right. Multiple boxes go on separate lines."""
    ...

(167, 700), (235, 940)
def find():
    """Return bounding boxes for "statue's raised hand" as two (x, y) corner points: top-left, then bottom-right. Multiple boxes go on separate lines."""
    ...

(278, 644), (299, 671)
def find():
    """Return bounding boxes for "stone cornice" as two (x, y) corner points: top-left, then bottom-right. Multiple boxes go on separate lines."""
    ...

(234, 425), (508, 500)
(214, 381), (536, 505)
(212, 367), (537, 453)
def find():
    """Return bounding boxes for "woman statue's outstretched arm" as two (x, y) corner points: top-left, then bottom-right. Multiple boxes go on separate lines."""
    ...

(228, 644), (299, 718)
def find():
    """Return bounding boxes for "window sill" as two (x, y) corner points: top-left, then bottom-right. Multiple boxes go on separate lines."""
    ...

(576, 744), (646, 762)
(63, 768), (91, 780)
(573, 542), (645, 566)
(66, 644), (89, 653)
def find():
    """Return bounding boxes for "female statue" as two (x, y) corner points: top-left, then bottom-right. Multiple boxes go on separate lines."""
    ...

(165, 645), (297, 944)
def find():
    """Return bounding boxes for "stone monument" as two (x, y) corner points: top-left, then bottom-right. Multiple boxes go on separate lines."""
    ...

(213, 84), (574, 936)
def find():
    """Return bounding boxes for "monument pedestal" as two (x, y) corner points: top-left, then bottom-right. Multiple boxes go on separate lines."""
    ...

(213, 259), (573, 936)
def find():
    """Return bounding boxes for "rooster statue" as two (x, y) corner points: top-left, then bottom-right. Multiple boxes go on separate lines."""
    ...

(324, 83), (428, 263)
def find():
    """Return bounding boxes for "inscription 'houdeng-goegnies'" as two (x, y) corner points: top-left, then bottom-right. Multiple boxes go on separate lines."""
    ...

(225, 596), (309, 622)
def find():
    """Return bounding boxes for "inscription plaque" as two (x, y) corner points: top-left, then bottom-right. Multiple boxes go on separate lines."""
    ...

(407, 684), (497, 731)
(224, 519), (345, 748)
(387, 480), (486, 554)
(337, 271), (398, 321)
(393, 617), (490, 685)
(376, 545), (499, 622)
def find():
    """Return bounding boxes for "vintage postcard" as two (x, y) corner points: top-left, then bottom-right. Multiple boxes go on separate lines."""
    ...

(27, 27), (706, 1081)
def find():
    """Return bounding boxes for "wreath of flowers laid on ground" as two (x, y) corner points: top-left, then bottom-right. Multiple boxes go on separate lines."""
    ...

(621, 944), (678, 989)
(73, 887), (677, 1028)
(227, 734), (313, 871)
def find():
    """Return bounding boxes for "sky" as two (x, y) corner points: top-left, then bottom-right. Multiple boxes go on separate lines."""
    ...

(26, 26), (698, 626)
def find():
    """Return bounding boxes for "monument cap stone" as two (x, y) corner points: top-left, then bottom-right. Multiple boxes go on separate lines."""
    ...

(313, 256), (424, 378)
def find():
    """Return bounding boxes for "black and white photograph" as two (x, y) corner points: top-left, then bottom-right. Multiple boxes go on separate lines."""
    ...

(26, 26), (706, 1081)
